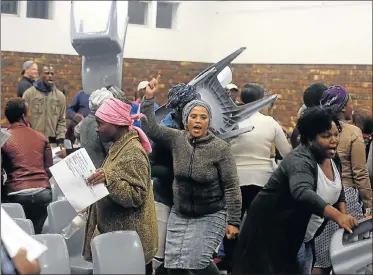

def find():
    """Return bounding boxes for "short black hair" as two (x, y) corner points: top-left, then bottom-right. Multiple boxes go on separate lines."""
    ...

(5, 98), (27, 123)
(297, 106), (341, 144)
(240, 83), (266, 104)
(303, 83), (328, 108)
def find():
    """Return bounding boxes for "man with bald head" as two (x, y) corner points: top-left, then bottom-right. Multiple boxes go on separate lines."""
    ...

(23, 65), (67, 147)
(17, 60), (38, 97)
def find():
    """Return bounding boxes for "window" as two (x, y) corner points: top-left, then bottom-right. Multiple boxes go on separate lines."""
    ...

(26, 0), (50, 19)
(1, 0), (18, 15)
(156, 2), (178, 29)
(128, 1), (148, 25)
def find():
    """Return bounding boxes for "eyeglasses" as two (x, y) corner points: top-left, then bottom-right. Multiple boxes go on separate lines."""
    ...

(44, 72), (54, 75)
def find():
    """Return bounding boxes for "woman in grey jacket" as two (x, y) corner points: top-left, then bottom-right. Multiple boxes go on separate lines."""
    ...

(141, 77), (241, 275)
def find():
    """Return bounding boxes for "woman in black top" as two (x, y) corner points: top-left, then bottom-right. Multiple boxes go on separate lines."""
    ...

(232, 106), (358, 274)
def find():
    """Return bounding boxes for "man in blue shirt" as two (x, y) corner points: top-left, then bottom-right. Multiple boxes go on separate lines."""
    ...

(66, 90), (90, 144)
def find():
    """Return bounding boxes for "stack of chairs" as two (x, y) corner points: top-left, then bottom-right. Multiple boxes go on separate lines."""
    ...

(2, 201), (147, 274)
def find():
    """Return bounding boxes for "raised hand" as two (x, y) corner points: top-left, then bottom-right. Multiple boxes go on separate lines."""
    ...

(145, 75), (161, 99)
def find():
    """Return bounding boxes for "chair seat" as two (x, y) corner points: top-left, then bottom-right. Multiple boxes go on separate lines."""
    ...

(70, 255), (93, 275)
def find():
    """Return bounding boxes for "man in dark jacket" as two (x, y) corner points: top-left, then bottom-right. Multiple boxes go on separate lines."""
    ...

(17, 61), (38, 97)
(66, 90), (90, 143)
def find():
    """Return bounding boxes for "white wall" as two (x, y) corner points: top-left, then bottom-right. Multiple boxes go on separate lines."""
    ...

(0, 1), (218, 63)
(211, 1), (372, 64)
(1, 1), (372, 64)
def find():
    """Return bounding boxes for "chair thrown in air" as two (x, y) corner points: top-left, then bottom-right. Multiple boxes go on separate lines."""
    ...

(155, 47), (278, 140)
(330, 217), (372, 274)
(47, 200), (92, 274)
(33, 234), (71, 274)
(13, 218), (35, 235)
(1, 203), (26, 219)
(91, 231), (145, 274)
(70, 0), (128, 95)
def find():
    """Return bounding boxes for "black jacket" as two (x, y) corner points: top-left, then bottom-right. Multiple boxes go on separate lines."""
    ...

(17, 76), (34, 97)
(233, 144), (345, 275)
(149, 140), (174, 206)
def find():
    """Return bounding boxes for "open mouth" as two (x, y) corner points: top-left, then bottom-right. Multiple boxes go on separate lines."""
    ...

(327, 147), (337, 155)
(193, 125), (202, 130)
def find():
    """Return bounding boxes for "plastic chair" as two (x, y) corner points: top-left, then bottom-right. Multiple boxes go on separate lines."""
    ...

(70, 1), (128, 95)
(33, 234), (71, 274)
(330, 217), (372, 274)
(1, 203), (26, 219)
(50, 176), (65, 202)
(13, 218), (35, 235)
(155, 47), (277, 140)
(47, 200), (92, 274)
(91, 231), (145, 274)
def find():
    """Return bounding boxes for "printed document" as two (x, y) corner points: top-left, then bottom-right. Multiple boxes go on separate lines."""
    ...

(1, 207), (47, 261)
(50, 148), (109, 212)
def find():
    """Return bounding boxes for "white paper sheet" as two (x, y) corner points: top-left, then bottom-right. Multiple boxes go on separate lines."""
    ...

(217, 66), (232, 89)
(0, 129), (11, 147)
(1, 208), (47, 261)
(50, 148), (109, 212)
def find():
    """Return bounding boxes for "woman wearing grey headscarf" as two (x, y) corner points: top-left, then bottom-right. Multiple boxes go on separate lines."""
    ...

(141, 77), (241, 275)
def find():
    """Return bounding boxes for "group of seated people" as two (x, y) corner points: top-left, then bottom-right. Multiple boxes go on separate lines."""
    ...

(1, 71), (372, 275)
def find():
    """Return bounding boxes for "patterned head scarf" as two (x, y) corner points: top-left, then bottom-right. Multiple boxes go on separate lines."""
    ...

(320, 85), (349, 112)
(89, 88), (114, 113)
(182, 100), (212, 130)
(167, 83), (200, 111)
(106, 85), (126, 102)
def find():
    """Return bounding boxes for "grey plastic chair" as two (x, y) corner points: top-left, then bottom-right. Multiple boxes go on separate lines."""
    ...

(1, 203), (26, 219)
(330, 217), (372, 274)
(13, 218), (35, 235)
(155, 47), (278, 140)
(91, 231), (145, 274)
(70, 0), (128, 95)
(47, 200), (92, 274)
(50, 176), (66, 202)
(33, 234), (71, 274)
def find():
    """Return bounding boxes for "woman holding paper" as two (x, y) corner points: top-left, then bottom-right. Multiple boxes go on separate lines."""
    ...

(83, 98), (157, 274)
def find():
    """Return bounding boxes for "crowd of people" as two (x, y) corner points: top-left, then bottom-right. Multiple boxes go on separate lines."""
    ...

(1, 60), (372, 275)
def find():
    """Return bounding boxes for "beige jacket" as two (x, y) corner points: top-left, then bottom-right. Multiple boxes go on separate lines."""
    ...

(337, 122), (372, 209)
(23, 86), (66, 141)
(83, 130), (158, 264)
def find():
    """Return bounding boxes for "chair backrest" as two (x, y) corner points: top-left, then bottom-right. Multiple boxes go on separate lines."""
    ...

(50, 177), (65, 202)
(1, 203), (26, 219)
(330, 217), (372, 274)
(91, 231), (145, 274)
(47, 200), (84, 256)
(33, 234), (71, 274)
(13, 218), (35, 235)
